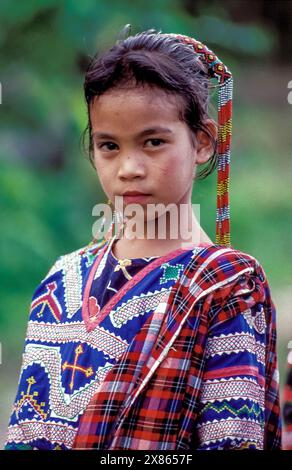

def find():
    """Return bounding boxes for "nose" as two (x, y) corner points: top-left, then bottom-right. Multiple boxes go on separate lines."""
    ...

(117, 153), (146, 180)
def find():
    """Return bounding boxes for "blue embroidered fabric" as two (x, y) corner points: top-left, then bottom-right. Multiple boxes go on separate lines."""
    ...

(5, 241), (195, 449)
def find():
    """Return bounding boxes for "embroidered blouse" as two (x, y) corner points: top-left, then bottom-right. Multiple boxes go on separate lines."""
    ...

(5, 238), (282, 450)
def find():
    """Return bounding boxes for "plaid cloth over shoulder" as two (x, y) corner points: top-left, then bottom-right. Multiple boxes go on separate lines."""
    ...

(73, 245), (282, 450)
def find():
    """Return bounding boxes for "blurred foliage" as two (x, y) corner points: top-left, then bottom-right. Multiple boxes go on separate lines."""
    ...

(0, 1), (291, 437)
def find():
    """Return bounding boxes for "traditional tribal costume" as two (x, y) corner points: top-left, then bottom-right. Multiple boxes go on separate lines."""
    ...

(5, 33), (282, 450)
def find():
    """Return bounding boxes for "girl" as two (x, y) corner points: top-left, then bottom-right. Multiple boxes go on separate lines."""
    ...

(5, 29), (282, 450)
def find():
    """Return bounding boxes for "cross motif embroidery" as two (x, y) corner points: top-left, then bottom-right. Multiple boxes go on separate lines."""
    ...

(62, 344), (94, 390)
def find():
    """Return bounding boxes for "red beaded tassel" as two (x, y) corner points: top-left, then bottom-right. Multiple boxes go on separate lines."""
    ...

(172, 34), (232, 247)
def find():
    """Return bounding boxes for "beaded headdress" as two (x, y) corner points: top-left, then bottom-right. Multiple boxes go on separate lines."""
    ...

(170, 34), (232, 248)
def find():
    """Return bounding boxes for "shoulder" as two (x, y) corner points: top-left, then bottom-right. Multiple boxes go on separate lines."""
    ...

(189, 243), (268, 294)
(40, 238), (107, 282)
(193, 244), (269, 292)
(195, 244), (273, 330)
(201, 244), (266, 278)
(29, 238), (107, 317)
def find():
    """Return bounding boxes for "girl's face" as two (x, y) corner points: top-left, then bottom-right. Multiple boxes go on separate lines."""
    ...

(90, 86), (215, 212)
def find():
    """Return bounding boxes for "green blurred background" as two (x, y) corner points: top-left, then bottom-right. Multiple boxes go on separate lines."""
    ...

(1, 0), (291, 448)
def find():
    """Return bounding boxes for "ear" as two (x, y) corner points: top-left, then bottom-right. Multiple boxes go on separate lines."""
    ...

(194, 119), (218, 165)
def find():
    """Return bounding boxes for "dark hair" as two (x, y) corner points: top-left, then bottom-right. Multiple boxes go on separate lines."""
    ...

(81, 28), (219, 180)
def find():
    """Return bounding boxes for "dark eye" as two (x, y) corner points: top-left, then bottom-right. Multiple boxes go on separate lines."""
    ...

(98, 142), (118, 151)
(145, 139), (165, 147)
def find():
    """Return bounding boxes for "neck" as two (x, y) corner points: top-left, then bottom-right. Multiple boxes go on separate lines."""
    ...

(112, 202), (213, 259)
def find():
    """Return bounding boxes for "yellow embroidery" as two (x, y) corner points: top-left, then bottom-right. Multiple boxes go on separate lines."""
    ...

(114, 258), (132, 280)
(15, 376), (47, 419)
(62, 344), (94, 390)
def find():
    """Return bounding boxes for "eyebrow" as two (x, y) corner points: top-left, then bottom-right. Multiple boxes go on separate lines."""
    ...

(93, 127), (174, 140)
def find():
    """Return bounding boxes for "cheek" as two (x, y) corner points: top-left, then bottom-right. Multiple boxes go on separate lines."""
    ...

(159, 161), (175, 178)
(158, 153), (192, 181)
(94, 160), (112, 188)
(155, 152), (180, 178)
